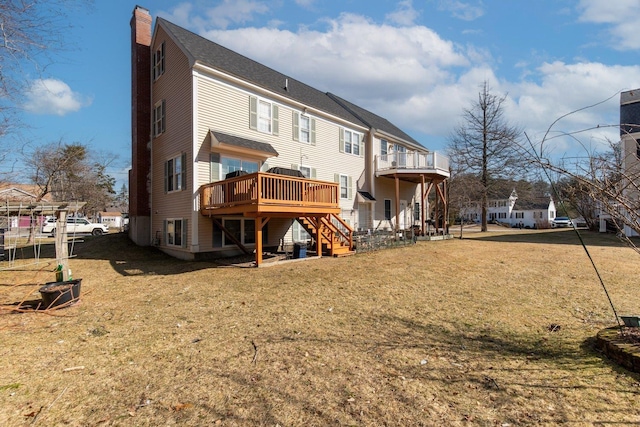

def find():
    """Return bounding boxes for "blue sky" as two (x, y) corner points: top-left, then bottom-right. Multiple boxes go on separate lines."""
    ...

(7, 0), (640, 188)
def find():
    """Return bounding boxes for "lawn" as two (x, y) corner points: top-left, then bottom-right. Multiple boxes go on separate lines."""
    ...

(1, 228), (639, 426)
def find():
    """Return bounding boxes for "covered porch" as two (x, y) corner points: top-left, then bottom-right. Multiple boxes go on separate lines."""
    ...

(375, 151), (450, 235)
(199, 171), (354, 266)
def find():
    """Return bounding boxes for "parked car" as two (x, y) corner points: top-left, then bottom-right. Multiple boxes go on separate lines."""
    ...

(551, 216), (572, 228)
(41, 217), (109, 236)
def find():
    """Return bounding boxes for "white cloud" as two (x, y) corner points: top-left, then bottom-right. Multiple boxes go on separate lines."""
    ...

(23, 78), (90, 116)
(438, 0), (485, 21)
(385, 0), (420, 26)
(577, 0), (640, 50)
(185, 6), (640, 158)
(159, 0), (269, 30)
(202, 12), (469, 103)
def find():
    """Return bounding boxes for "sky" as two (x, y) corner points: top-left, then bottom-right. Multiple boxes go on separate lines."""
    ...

(7, 0), (640, 188)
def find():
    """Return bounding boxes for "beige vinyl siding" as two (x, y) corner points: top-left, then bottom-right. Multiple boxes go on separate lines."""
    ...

(373, 178), (421, 230)
(191, 69), (369, 251)
(151, 27), (194, 252)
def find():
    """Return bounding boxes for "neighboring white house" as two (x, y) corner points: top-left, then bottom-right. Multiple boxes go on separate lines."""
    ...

(465, 190), (555, 228)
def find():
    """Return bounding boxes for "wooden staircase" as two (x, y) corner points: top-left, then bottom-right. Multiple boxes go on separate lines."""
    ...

(298, 214), (355, 257)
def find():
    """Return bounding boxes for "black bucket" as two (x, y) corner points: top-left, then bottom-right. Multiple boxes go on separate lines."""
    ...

(39, 279), (82, 309)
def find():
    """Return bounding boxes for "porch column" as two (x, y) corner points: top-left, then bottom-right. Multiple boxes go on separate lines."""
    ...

(420, 175), (425, 236)
(395, 175), (400, 233)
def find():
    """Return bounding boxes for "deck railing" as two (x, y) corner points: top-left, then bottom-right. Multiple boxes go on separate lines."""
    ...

(200, 172), (339, 211)
(375, 151), (449, 174)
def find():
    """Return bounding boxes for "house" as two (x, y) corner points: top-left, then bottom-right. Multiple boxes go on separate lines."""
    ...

(617, 88), (640, 236)
(464, 190), (555, 228)
(97, 211), (124, 231)
(129, 7), (449, 264)
(0, 185), (51, 230)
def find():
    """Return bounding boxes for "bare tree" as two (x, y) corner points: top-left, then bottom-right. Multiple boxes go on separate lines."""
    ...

(0, 1), (91, 180)
(26, 140), (116, 212)
(448, 81), (523, 231)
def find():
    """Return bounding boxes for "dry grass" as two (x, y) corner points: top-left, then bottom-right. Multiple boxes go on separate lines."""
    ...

(1, 227), (640, 426)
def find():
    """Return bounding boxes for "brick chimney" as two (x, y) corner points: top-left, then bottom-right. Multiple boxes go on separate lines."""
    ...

(129, 6), (152, 244)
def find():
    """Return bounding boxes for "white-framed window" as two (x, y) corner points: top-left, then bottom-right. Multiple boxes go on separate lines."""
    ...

(498, 200), (507, 207)
(292, 111), (316, 144)
(212, 218), (260, 247)
(153, 42), (165, 80)
(291, 163), (316, 179)
(498, 212), (507, 219)
(221, 156), (259, 178)
(153, 100), (166, 137)
(249, 96), (279, 135)
(299, 165), (311, 178)
(381, 139), (388, 160)
(489, 201), (497, 207)
(395, 144), (406, 166)
(515, 212), (524, 219)
(293, 220), (310, 242)
(337, 174), (350, 199)
(165, 153), (186, 192)
(164, 218), (186, 247)
(340, 128), (362, 156)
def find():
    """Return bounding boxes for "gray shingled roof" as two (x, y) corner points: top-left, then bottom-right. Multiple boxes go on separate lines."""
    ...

(211, 131), (279, 156)
(157, 17), (421, 145)
(327, 93), (423, 148)
(512, 199), (551, 210)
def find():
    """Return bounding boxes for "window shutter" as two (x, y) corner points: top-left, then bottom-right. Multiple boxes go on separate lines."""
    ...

(181, 153), (187, 190)
(272, 105), (279, 136)
(359, 134), (364, 157)
(152, 107), (157, 137)
(249, 96), (258, 130)
(161, 100), (166, 133)
(339, 128), (344, 153)
(181, 219), (187, 248)
(292, 112), (299, 141)
(310, 118), (316, 146)
(164, 160), (169, 193)
(311, 168), (317, 179)
(163, 220), (167, 246)
(348, 176), (353, 199)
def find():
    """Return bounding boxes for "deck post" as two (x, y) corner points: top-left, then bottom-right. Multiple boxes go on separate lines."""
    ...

(316, 215), (323, 258)
(255, 216), (265, 267)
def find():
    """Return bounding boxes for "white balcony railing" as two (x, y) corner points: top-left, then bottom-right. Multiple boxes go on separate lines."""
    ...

(375, 151), (450, 175)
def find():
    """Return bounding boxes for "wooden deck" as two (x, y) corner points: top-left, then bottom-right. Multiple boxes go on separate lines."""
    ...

(200, 172), (341, 216)
(199, 172), (352, 266)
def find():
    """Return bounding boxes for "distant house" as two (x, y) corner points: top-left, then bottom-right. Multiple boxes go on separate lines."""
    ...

(0, 185), (51, 229)
(98, 211), (123, 230)
(464, 190), (555, 228)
